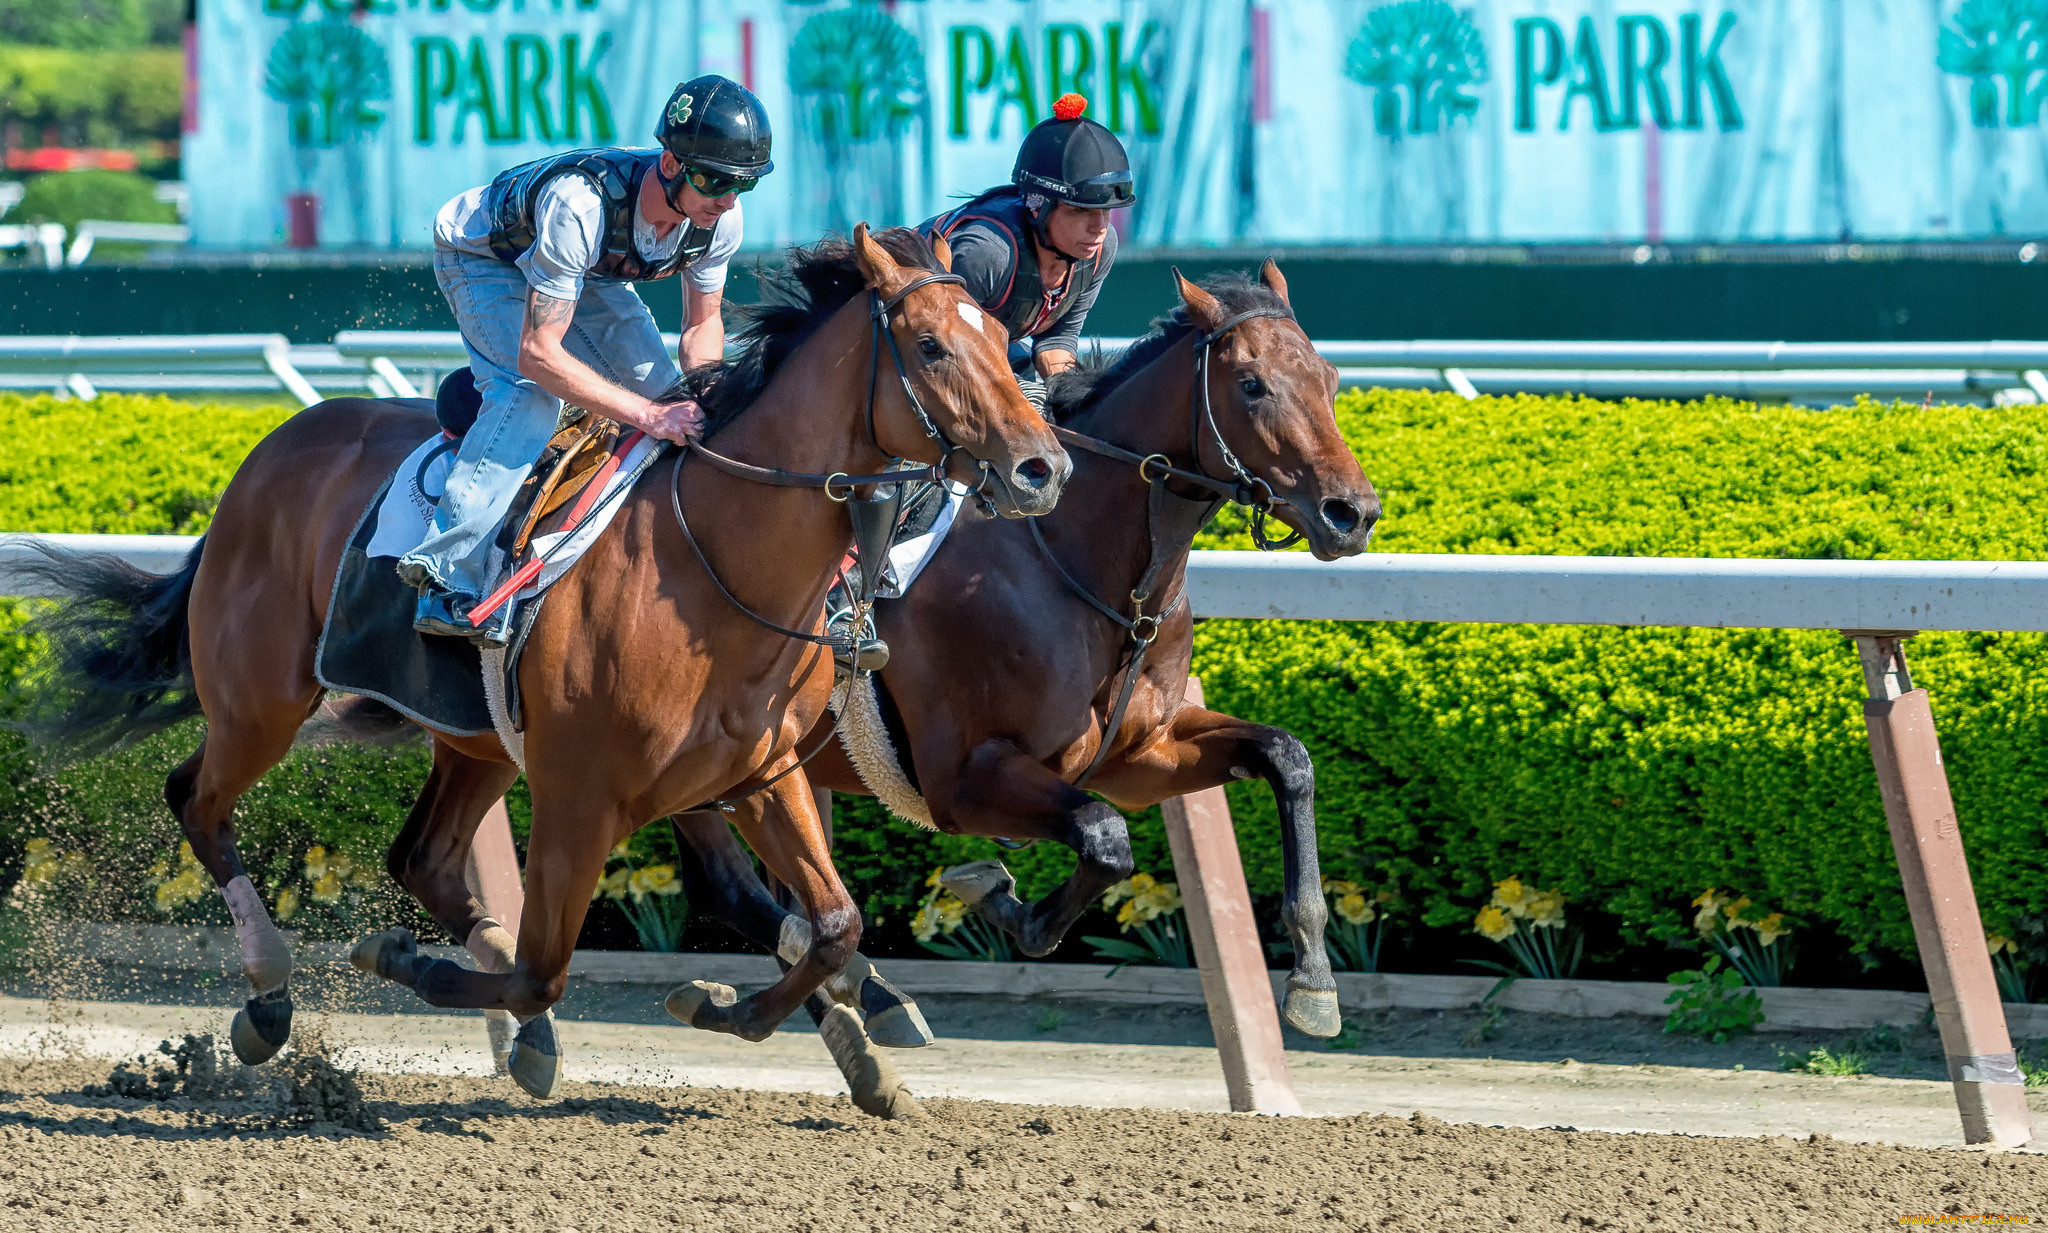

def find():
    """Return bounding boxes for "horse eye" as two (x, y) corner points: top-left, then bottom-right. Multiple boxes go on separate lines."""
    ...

(1240, 376), (1267, 399)
(918, 335), (945, 359)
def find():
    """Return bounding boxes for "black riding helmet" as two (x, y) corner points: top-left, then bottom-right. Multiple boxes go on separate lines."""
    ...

(655, 74), (774, 207)
(1012, 93), (1136, 210)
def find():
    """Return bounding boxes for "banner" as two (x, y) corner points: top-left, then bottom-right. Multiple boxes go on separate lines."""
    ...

(187, 0), (2048, 250)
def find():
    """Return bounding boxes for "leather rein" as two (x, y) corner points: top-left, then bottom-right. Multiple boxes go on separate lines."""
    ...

(1031, 305), (1299, 788)
(666, 270), (972, 811)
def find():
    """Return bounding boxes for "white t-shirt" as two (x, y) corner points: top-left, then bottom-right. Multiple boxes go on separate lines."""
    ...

(435, 169), (742, 302)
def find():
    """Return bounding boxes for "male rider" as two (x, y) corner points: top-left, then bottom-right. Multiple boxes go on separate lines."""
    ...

(917, 92), (1135, 401)
(402, 74), (773, 640)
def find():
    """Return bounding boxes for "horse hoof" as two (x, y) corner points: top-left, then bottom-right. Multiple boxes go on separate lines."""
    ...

(938, 859), (1014, 908)
(1283, 985), (1342, 1038)
(349, 927), (418, 982)
(859, 975), (934, 1048)
(507, 1012), (561, 1098)
(665, 980), (738, 1029)
(229, 982), (292, 1066)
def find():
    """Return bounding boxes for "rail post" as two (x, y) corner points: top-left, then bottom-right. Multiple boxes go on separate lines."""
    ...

(1848, 631), (2031, 1147)
(1160, 677), (1303, 1116)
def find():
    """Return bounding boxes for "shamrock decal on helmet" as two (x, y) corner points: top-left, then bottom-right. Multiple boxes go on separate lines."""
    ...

(667, 91), (694, 127)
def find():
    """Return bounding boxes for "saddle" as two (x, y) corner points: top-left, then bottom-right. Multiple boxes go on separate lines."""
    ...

(434, 369), (625, 559)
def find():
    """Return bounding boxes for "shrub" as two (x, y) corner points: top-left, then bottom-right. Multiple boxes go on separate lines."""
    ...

(1663, 955), (1764, 1042)
(5, 169), (178, 242)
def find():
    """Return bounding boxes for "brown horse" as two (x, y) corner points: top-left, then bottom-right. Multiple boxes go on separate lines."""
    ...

(27, 226), (1067, 1098)
(658, 261), (1379, 1057)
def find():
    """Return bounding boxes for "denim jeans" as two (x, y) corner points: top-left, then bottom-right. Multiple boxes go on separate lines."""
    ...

(398, 248), (680, 600)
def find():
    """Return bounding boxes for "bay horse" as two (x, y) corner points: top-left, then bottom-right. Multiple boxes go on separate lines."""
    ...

(26, 226), (1067, 1098)
(660, 262), (1377, 1052)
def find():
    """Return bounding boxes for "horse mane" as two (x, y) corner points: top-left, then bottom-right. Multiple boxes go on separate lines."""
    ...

(679, 228), (946, 436)
(1043, 271), (1295, 424)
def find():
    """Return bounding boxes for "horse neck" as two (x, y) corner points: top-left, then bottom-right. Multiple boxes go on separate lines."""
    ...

(681, 295), (893, 626)
(1041, 336), (1213, 605)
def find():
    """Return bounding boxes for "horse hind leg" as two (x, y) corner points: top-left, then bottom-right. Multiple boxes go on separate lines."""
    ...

(166, 713), (315, 1066)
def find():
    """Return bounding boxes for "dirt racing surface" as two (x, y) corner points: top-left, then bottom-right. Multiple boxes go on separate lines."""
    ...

(2, 1047), (2043, 1232)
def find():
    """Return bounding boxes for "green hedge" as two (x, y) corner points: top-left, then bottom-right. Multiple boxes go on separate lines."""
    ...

(2, 391), (2045, 970)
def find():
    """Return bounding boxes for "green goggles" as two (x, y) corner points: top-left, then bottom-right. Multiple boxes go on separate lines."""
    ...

(681, 164), (761, 198)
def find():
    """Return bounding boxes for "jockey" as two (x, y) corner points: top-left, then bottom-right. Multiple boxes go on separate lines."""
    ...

(401, 74), (773, 640)
(916, 92), (1134, 404)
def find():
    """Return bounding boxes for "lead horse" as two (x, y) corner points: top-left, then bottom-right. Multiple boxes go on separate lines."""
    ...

(25, 226), (1068, 1097)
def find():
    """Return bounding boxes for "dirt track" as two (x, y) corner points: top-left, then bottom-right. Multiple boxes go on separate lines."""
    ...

(3, 1046), (2045, 1232)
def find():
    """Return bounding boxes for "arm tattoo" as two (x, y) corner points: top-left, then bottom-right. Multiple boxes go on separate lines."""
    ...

(525, 291), (575, 333)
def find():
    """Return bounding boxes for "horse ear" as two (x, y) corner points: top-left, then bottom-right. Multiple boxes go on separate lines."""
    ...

(853, 223), (908, 296)
(931, 233), (954, 272)
(1259, 258), (1290, 306)
(1172, 266), (1224, 333)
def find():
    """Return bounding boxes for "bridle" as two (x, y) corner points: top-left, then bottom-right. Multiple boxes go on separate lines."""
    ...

(666, 269), (979, 810)
(1030, 304), (1299, 788)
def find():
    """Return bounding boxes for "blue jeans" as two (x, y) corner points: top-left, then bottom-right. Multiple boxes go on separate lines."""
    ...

(399, 249), (680, 600)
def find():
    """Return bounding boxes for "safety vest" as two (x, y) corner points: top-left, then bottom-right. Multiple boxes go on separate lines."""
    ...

(919, 187), (1106, 343)
(483, 147), (714, 283)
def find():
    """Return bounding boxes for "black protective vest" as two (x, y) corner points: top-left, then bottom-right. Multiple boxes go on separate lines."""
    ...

(483, 147), (713, 283)
(919, 188), (1103, 342)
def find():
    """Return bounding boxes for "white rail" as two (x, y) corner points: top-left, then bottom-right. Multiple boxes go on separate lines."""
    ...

(3, 534), (2043, 634)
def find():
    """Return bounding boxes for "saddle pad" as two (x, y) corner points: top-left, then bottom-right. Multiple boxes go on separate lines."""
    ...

(315, 432), (666, 738)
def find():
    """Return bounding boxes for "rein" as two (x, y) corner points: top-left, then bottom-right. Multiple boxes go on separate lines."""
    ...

(1033, 304), (1296, 788)
(669, 269), (972, 812)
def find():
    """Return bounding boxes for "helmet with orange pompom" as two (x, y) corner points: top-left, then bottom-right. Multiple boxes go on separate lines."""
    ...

(1012, 93), (1135, 210)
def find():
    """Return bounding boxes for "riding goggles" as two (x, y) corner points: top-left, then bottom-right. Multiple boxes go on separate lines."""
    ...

(1020, 168), (1136, 209)
(680, 164), (761, 198)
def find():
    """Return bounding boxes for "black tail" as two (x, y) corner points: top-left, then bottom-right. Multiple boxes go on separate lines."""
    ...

(17, 537), (207, 759)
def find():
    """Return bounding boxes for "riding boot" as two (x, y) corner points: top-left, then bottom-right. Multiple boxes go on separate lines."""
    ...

(413, 587), (477, 638)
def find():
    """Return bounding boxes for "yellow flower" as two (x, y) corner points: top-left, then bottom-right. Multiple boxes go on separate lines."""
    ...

(1475, 904), (1517, 942)
(924, 867), (945, 890)
(936, 894), (967, 930)
(1754, 913), (1790, 947)
(1492, 877), (1531, 918)
(328, 850), (355, 881)
(153, 867), (207, 914)
(146, 860), (168, 878)
(274, 885), (300, 923)
(309, 870), (344, 905)
(1334, 891), (1374, 926)
(911, 901), (940, 943)
(20, 838), (60, 885)
(56, 852), (88, 881)
(611, 840), (632, 859)
(1723, 896), (1754, 926)
(1526, 891), (1567, 928)
(1321, 876), (1360, 896)
(629, 864), (681, 899)
(1990, 933), (2017, 956)
(593, 868), (631, 901)
(303, 845), (329, 880)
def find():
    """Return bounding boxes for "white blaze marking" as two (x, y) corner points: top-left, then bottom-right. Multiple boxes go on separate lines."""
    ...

(957, 301), (988, 334)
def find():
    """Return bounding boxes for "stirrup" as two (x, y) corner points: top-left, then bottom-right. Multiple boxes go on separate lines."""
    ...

(834, 636), (890, 675)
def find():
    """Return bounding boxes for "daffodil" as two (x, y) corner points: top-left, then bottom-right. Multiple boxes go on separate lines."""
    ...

(629, 864), (681, 899)
(1526, 890), (1567, 928)
(1753, 912), (1789, 947)
(1492, 877), (1531, 918)
(1322, 876), (1360, 897)
(1474, 904), (1517, 942)
(593, 868), (631, 900)
(911, 901), (940, 942)
(153, 867), (207, 913)
(309, 870), (344, 905)
(1990, 933), (2017, 956)
(1723, 895), (1754, 926)
(1334, 891), (1374, 926)
(274, 885), (300, 923)
(924, 867), (945, 890)
(303, 845), (329, 880)
(935, 893), (967, 931)
(611, 840), (632, 859)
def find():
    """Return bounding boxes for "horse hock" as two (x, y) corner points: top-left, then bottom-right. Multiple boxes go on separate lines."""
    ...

(222, 875), (294, 1065)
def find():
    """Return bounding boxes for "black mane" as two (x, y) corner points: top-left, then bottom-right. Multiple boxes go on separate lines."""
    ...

(1042, 271), (1294, 424)
(679, 228), (946, 435)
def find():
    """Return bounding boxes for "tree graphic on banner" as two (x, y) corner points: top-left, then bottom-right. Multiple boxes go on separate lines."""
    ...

(788, 2), (927, 234)
(265, 15), (390, 245)
(1937, 0), (2048, 127)
(1343, 0), (1487, 137)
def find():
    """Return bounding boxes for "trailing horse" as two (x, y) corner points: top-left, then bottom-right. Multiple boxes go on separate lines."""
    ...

(652, 263), (1378, 1103)
(22, 226), (1068, 1098)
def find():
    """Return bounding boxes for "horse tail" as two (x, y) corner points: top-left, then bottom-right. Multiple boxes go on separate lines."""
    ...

(17, 536), (207, 758)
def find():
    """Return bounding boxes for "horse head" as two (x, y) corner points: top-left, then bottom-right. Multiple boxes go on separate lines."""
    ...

(1174, 261), (1379, 561)
(852, 223), (1070, 518)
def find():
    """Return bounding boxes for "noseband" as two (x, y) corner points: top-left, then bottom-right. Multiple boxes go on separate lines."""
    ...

(1030, 304), (1300, 788)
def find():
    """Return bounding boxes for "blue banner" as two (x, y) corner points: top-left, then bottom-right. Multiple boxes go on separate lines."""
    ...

(187, 0), (2048, 249)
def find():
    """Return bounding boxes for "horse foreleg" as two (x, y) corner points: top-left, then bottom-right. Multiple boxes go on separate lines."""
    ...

(671, 808), (932, 1049)
(1088, 706), (1340, 1038)
(938, 740), (1134, 958)
(664, 774), (861, 1044)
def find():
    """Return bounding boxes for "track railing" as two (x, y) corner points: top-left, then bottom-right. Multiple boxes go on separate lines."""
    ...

(0, 535), (2034, 1144)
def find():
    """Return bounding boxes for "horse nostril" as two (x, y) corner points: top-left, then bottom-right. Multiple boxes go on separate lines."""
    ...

(1320, 498), (1362, 534)
(1015, 457), (1054, 490)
